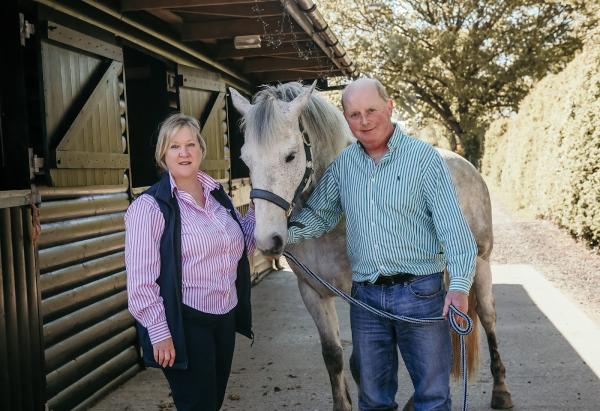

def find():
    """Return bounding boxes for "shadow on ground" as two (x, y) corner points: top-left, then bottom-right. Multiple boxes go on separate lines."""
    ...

(90, 268), (600, 411)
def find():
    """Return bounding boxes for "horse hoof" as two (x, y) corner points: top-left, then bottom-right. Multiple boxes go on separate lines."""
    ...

(491, 390), (514, 409)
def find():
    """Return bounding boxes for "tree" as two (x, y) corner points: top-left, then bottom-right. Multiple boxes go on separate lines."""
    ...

(319, 0), (595, 164)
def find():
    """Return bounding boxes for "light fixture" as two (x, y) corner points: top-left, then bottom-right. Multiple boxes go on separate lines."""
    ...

(234, 35), (262, 49)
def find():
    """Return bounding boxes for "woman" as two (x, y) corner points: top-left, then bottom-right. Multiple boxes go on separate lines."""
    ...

(125, 113), (254, 411)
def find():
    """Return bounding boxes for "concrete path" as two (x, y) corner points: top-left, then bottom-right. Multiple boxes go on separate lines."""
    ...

(90, 263), (600, 411)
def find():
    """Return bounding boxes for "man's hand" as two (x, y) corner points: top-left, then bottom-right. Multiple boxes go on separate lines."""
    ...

(153, 338), (176, 368)
(443, 291), (469, 325)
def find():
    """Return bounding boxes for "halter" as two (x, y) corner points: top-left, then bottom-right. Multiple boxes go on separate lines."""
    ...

(250, 120), (313, 218)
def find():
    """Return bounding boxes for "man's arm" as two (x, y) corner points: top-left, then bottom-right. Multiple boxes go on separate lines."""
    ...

(423, 153), (478, 295)
(423, 153), (477, 318)
(288, 166), (343, 244)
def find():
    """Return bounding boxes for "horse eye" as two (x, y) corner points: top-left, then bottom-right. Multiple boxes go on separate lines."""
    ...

(285, 153), (296, 163)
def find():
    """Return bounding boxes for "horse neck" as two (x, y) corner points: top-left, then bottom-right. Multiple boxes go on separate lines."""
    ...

(300, 111), (350, 182)
(294, 115), (351, 211)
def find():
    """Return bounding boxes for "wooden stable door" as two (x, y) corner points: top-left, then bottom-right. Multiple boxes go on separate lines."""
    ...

(40, 22), (129, 187)
(178, 65), (230, 181)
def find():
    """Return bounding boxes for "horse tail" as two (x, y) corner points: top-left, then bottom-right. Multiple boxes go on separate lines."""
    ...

(451, 288), (480, 380)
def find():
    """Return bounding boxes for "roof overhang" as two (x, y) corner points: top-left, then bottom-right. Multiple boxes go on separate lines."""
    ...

(43, 0), (357, 89)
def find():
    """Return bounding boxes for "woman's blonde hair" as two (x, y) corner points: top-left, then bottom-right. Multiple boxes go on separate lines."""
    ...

(155, 113), (207, 170)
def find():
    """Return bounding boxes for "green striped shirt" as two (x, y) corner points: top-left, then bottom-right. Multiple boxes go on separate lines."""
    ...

(288, 126), (477, 294)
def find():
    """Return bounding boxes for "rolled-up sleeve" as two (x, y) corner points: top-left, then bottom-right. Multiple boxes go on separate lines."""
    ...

(423, 154), (477, 294)
(125, 195), (171, 344)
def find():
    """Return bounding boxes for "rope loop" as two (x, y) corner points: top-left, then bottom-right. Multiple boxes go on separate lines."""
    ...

(448, 304), (473, 335)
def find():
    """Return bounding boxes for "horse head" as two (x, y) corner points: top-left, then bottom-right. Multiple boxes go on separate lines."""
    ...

(229, 82), (317, 256)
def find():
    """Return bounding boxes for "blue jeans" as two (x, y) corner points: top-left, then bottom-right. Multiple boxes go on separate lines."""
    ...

(349, 273), (452, 411)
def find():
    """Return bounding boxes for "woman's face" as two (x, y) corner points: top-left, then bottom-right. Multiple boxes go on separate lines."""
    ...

(164, 126), (203, 180)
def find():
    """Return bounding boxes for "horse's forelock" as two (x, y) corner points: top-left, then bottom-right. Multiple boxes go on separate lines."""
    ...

(243, 82), (353, 174)
(243, 84), (299, 145)
(245, 97), (278, 145)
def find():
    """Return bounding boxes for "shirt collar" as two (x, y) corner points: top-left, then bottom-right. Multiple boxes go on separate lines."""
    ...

(387, 124), (404, 150)
(356, 123), (404, 153)
(168, 170), (220, 196)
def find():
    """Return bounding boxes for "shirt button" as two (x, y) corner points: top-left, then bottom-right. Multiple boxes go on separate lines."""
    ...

(371, 221), (375, 226)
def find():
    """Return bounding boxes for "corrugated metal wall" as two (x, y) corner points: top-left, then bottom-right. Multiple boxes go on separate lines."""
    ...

(38, 185), (141, 411)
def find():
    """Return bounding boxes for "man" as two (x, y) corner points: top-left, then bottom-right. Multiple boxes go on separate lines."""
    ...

(287, 78), (477, 411)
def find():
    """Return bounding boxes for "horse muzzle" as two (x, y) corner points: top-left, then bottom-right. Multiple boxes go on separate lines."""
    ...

(256, 233), (284, 257)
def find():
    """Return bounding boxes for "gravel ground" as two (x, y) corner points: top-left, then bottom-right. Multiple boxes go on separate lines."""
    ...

(490, 194), (600, 325)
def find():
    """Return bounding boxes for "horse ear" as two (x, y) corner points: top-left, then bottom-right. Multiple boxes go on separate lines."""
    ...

(229, 87), (252, 116)
(286, 81), (317, 119)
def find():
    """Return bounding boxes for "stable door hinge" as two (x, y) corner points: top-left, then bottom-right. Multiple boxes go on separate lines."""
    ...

(20, 13), (35, 46)
(29, 148), (44, 179)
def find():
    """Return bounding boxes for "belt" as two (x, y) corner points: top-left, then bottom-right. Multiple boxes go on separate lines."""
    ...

(361, 273), (419, 286)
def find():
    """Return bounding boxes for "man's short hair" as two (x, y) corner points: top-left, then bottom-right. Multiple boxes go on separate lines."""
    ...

(341, 78), (390, 111)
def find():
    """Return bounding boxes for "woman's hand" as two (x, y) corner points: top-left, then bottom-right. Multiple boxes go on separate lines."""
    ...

(153, 337), (176, 367)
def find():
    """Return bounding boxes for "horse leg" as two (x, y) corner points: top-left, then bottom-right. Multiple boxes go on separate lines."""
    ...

(297, 279), (352, 411)
(474, 257), (514, 409)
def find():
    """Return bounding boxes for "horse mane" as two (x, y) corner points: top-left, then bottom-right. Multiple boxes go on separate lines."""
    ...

(241, 82), (354, 178)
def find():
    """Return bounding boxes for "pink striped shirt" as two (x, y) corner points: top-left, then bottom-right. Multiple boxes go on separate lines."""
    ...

(125, 171), (255, 344)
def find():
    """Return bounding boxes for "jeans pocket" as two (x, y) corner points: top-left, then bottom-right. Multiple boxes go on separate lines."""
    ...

(408, 274), (443, 298)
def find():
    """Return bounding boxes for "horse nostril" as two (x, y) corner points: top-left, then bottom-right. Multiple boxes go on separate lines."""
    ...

(272, 234), (283, 250)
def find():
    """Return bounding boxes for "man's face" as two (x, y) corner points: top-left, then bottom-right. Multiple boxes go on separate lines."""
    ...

(343, 84), (394, 149)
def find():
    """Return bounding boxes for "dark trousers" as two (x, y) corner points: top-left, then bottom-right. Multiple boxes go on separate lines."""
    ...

(162, 305), (236, 411)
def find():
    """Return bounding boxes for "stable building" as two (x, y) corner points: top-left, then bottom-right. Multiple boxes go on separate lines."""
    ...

(0, 1), (355, 409)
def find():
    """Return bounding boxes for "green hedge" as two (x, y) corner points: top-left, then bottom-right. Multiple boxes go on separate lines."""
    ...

(481, 41), (600, 249)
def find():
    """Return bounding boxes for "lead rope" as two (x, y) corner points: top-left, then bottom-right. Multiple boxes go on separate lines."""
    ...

(283, 251), (473, 411)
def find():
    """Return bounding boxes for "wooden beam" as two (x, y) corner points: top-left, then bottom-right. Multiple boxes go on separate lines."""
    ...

(55, 152), (129, 169)
(243, 57), (334, 73)
(147, 9), (183, 24)
(255, 70), (343, 82)
(181, 16), (303, 41)
(122, 0), (273, 11)
(216, 41), (317, 59)
(263, 32), (311, 44)
(176, 2), (283, 19)
(46, 21), (123, 62)
(0, 190), (32, 208)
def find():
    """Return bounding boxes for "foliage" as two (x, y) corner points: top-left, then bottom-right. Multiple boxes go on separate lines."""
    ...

(481, 36), (600, 249)
(318, 0), (595, 164)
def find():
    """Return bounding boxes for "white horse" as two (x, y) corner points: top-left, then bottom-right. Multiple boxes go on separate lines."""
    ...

(230, 82), (513, 411)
